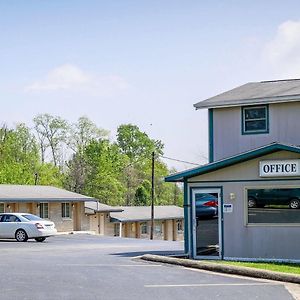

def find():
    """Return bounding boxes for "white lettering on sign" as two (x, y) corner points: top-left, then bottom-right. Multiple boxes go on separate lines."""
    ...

(259, 160), (300, 177)
(223, 204), (233, 213)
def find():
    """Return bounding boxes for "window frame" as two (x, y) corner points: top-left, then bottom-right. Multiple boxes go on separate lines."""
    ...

(39, 202), (49, 219)
(0, 203), (4, 213)
(245, 185), (300, 226)
(177, 220), (183, 232)
(154, 223), (162, 234)
(140, 222), (148, 234)
(241, 105), (269, 135)
(61, 202), (71, 219)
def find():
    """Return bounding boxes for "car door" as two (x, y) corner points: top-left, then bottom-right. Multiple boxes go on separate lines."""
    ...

(0, 214), (7, 238)
(0, 214), (21, 238)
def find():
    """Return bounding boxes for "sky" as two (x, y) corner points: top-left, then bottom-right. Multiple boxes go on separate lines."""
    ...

(1, 1), (300, 171)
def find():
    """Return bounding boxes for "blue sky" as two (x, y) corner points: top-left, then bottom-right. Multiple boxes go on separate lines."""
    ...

(1, 1), (300, 170)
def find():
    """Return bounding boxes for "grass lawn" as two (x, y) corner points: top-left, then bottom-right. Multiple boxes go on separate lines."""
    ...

(211, 261), (300, 275)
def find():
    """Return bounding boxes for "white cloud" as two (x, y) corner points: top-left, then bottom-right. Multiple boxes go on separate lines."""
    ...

(25, 64), (129, 95)
(263, 20), (300, 78)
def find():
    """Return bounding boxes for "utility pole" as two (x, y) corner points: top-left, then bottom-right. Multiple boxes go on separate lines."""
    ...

(150, 151), (155, 240)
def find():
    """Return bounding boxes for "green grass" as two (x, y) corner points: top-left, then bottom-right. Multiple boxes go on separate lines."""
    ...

(211, 260), (300, 275)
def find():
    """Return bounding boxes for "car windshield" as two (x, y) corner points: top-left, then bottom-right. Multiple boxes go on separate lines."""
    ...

(22, 214), (42, 221)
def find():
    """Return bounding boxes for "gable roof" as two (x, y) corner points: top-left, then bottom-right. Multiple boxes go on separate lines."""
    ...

(85, 201), (123, 213)
(0, 185), (97, 202)
(194, 79), (300, 109)
(165, 143), (300, 182)
(110, 205), (184, 222)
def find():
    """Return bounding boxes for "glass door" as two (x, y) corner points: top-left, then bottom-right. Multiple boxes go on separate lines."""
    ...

(192, 188), (222, 259)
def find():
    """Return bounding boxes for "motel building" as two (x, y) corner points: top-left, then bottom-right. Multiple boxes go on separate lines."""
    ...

(166, 79), (300, 262)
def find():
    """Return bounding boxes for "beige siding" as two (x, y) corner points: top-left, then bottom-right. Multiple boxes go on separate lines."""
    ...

(187, 151), (300, 259)
(190, 150), (300, 182)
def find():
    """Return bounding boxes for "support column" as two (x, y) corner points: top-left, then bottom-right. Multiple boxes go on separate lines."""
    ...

(119, 223), (122, 237)
(135, 222), (140, 238)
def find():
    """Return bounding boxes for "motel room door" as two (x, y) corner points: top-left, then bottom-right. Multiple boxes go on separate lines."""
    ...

(191, 188), (223, 259)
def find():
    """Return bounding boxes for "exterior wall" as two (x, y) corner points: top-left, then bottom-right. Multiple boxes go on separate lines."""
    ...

(2, 201), (89, 232)
(49, 203), (73, 232)
(212, 102), (300, 161)
(89, 213), (115, 235)
(117, 220), (184, 241)
(187, 150), (300, 260)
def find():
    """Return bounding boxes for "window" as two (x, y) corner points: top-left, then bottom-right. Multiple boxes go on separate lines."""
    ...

(247, 188), (300, 224)
(1, 215), (20, 222)
(177, 220), (183, 232)
(39, 203), (49, 219)
(154, 224), (162, 234)
(0, 203), (4, 213)
(114, 223), (120, 236)
(140, 222), (148, 234)
(242, 105), (269, 134)
(61, 203), (71, 218)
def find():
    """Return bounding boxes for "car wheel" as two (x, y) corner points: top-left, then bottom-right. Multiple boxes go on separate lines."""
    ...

(289, 198), (300, 209)
(248, 197), (257, 208)
(15, 229), (28, 242)
(35, 237), (46, 242)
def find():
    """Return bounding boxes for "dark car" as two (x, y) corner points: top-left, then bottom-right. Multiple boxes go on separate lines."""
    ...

(195, 193), (218, 218)
(248, 188), (300, 209)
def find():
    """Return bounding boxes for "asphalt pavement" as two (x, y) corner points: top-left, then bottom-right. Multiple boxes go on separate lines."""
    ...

(0, 234), (296, 300)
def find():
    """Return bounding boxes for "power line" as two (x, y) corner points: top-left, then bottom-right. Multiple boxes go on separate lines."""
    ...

(160, 155), (201, 166)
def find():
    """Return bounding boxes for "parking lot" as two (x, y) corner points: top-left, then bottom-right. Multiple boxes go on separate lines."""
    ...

(0, 235), (296, 300)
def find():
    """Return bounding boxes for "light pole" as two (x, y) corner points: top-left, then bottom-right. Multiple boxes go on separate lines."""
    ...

(150, 151), (155, 240)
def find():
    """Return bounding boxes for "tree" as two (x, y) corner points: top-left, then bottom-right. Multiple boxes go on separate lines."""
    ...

(68, 116), (109, 153)
(0, 123), (64, 186)
(134, 180), (151, 206)
(65, 116), (109, 193)
(33, 114), (69, 167)
(74, 140), (127, 205)
(117, 124), (163, 163)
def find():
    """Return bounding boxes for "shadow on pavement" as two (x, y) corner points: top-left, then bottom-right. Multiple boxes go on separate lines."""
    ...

(110, 250), (185, 258)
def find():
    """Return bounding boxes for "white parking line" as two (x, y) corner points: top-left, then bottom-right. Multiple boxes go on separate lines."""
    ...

(144, 283), (281, 288)
(58, 264), (162, 267)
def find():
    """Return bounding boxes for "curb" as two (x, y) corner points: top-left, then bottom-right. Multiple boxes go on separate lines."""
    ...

(141, 254), (300, 285)
(55, 231), (96, 235)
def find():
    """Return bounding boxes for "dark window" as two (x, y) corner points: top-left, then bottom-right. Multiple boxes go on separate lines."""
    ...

(1, 215), (21, 222)
(242, 106), (269, 134)
(39, 203), (49, 219)
(177, 220), (183, 232)
(140, 222), (148, 234)
(247, 188), (300, 224)
(61, 203), (70, 218)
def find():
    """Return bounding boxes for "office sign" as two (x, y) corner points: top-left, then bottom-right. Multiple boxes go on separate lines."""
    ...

(259, 160), (300, 177)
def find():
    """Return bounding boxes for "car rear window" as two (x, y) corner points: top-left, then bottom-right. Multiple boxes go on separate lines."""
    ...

(22, 214), (42, 221)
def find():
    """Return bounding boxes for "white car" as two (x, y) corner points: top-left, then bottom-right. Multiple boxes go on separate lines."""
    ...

(0, 213), (57, 242)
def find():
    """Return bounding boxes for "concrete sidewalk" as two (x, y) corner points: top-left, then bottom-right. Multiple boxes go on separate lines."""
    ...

(141, 254), (300, 285)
